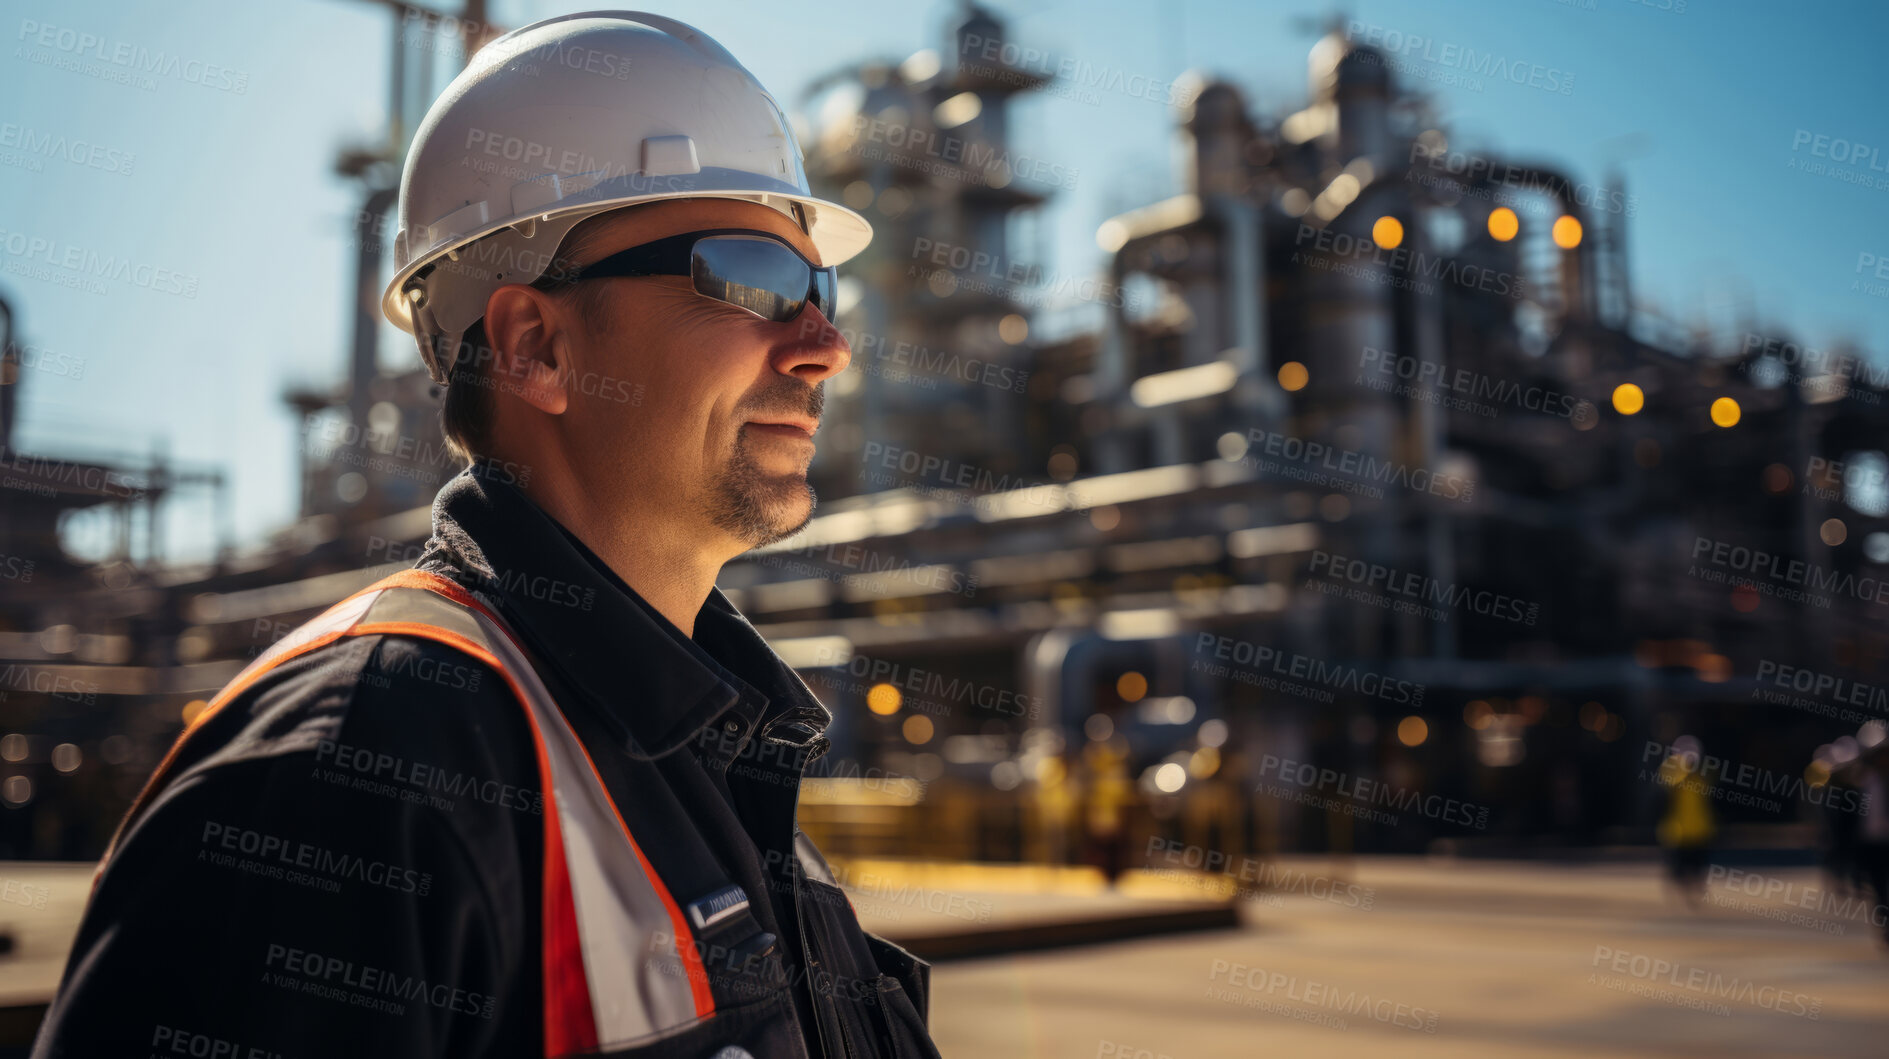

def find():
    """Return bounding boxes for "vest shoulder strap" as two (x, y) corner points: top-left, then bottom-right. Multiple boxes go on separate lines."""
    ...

(98, 568), (716, 1056)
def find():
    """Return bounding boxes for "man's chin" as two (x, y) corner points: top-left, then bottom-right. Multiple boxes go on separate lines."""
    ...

(709, 470), (817, 549)
(747, 486), (816, 548)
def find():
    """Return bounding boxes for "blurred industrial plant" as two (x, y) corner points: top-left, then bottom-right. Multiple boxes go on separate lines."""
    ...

(3, 2), (1883, 895)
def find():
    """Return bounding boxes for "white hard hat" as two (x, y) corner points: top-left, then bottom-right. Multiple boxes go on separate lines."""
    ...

(381, 10), (873, 383)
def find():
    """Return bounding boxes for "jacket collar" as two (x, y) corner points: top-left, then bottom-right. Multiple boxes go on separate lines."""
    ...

(418, 465), (830, 762)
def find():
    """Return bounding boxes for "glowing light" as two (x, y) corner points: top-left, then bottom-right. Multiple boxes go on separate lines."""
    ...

(1710, 396), (1741, 427)
(1116, 671), (1148, 702)
(1552, 215), (1583, 249)
(1865, 532), (1889, 563)
(899, 49), (941, 83)
(1578, 702), (1607, 732)
(1862, 721), (1887, 749)
(901, 715), (934, 744)
(933, 91), (982, 129)
(1397, 716), (1429, 747)
(1612, 383), (1644, 415)
(1821, 518), (1848, 546)
(1842, 451), (1889, 516)
(1153, 762), (1187, 793)
(1372, 216), (1404, 249)
(867, 683), (902, 715)
(1487, 207), (1519, 242)
(1188, 747), (1220, 778)
(1696, 654), (1731, 683)
(1277, 361), (1309, 392)
(1198, 719), (1229, 748)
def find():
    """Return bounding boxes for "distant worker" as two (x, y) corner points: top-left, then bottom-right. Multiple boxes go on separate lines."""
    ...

(1082, 725), (1134, 883)
(1820, 728), (1871, 899)
(34, 13), (939, 1059)
(1656, 735), (1715, 908)
(1855, 732), (1889, 947)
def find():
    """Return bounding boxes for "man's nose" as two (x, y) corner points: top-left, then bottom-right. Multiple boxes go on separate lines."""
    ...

(771, 304), (851, 383)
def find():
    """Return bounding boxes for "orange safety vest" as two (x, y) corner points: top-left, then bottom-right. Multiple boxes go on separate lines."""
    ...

(98, 569), (719, 1056)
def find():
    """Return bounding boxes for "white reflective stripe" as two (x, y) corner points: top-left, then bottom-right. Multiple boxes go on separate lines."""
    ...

(229, 588), (385, 689)
(462, 605), (701, 1043)
(358, 586), (487, 643)
(366, 587), (700, 1043)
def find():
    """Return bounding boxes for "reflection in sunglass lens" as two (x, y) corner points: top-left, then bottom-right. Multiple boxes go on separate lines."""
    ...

(812, 268), (835, 316)
(692, 236), (810, 322)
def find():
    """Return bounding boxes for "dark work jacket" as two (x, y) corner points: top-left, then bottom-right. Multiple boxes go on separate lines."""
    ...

(32, 465), (939, 1059)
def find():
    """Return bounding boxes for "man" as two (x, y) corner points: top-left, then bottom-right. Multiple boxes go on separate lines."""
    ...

(33, 12), (941, 1059)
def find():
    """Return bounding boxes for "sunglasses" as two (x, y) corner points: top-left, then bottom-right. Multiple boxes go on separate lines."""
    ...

(537, 228), (836, 324)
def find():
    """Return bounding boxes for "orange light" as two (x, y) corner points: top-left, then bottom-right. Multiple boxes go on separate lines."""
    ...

(1578, 702), (1607, 732)
(1487, 207), (1519, 242)
(1397, 716), (1428, 746)
(902, 714), (934, 744)
(1731, 584), (1760, 613)
(867, 683), (902, 715)
(1695, 654), (1732, 683)
(1552, 215), (1583, 249)
(1372, 216), (1404, 249)
(1116, 671), (1148, 702)
(1710, 397), (1740, 427)
(1612, 383), (1644, 415)
(1277, 361), (1309, 392)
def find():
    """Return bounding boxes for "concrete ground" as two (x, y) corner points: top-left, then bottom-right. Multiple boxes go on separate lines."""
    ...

(915, 857), (1889, 1058)
(0, 863), (91, 1011)
(7, 857), (1889, 1056)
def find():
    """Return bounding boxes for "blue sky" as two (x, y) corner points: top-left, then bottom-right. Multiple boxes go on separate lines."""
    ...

(2, 0), (1884, 559)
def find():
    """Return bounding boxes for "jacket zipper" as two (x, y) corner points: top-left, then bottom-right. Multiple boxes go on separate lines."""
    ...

(790, 847), (856, 1059)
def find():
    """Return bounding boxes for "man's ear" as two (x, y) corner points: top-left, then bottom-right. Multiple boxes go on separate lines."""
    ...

(482, 284), (572, 415)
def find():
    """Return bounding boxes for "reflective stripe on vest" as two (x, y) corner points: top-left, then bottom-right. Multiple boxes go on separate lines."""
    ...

(99, 569), (717, 1056)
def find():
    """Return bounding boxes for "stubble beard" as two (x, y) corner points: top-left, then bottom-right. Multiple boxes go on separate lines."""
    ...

(705, 425), (817, 549)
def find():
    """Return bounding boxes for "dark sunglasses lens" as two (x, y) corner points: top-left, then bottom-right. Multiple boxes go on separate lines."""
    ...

(692, 236), (810, 322)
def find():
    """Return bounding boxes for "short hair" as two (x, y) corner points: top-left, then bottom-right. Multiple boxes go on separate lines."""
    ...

(438, 318), (498, 466)
(436, 209), (633, 465)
